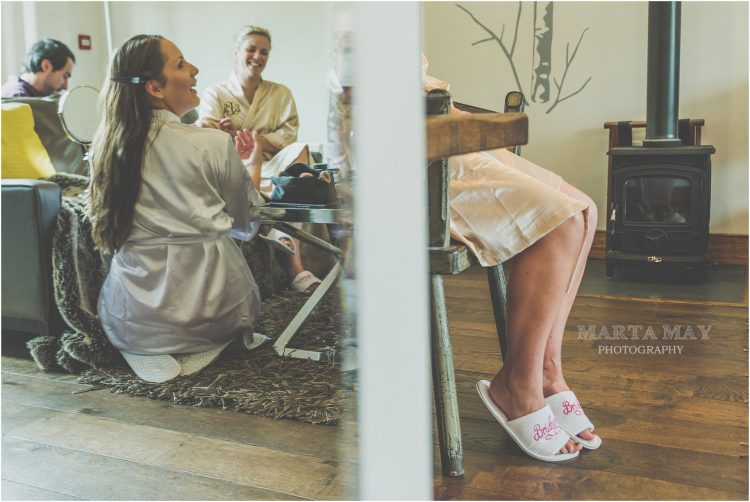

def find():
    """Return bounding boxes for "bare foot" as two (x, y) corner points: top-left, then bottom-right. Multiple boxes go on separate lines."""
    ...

(278, 236), (295, 252)
(490, 369), (582, 454)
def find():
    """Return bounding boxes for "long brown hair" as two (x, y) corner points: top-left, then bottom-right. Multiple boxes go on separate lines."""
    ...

(89, 35), (166, 253)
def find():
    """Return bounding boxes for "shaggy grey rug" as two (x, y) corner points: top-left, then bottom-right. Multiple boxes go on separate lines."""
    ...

(26, 173), (345, 425)
(78, 287), (347, 425)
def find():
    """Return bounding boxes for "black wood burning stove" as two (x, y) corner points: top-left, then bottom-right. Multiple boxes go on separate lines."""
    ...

(605, 1), (715, 279)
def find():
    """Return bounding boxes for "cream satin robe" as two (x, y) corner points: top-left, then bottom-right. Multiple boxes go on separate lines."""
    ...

(97, 109), (264, 355)
(422, 56), (588, 281)
(198, 74), (310, 195)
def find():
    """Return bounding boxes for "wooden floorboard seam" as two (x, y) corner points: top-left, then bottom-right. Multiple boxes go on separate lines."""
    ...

(0, 477), (87, 501)
(576, 293), (748, 308)
(1, 369), (83, 385)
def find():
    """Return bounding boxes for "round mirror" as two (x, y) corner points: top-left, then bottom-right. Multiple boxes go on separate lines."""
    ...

(58, 85), (100, 145)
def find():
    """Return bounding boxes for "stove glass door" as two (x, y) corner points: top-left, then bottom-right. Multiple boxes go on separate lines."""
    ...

(624, 175), (691, 225)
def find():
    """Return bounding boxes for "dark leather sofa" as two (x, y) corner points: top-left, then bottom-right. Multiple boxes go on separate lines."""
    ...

(2, 94), (87, 336)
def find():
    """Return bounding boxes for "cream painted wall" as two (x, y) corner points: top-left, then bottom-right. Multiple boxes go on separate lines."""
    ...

(1, 1), (108, 90)
(1, 2), (27, 79)
(107, 1), (333, 144)
(423, 1), (748, 234)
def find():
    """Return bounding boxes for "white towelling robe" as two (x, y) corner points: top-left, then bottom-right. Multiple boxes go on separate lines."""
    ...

(198, 74), (309, 194)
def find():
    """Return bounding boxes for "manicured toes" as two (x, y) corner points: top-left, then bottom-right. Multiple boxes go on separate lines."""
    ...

(559, 440), (577, 454)
(578, 429), (595, 441)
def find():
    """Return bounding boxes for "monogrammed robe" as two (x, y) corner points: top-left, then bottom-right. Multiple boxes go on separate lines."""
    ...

(198, 74), (310, 194)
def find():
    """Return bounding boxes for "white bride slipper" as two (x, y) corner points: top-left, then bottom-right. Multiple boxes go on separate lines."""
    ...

(291, 270), (322, 293)
(120, 352), (181, 383)
(242, 332), (271, 351)
(476, 380), (579, 462)
(259, 229), (296, 256)
(545, 390), (602, 450)
(174, 339), (233, 377)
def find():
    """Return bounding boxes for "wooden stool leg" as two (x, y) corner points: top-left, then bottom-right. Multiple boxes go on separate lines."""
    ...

(486, 264), (508, 361)
(430, 274), (464, 477)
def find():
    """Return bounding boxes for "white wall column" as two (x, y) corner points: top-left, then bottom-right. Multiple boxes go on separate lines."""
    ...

(21, 2), (38, 51)
(1, 2), (28, 78)
(353, 2), (432, 500)
(103, 0), (113, 60)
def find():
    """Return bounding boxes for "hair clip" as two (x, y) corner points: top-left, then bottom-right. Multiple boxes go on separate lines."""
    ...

(111, 76), (146, 84)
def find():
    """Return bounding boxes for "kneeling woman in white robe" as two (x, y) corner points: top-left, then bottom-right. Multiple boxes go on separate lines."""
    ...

(90, 35), (267, 383)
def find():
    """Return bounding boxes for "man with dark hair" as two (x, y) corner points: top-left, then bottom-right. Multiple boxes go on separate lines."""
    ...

(2, 38), (76, 98)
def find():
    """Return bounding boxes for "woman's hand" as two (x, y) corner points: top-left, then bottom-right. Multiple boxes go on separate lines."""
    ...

(198, 116), (222, 129)
(220, 117), (239, 137)
(234, 129), (256, 160)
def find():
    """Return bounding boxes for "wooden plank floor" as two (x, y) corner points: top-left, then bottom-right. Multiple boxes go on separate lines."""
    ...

(1, 348), (357, 500)
(2, 260), (748, 500)
(436, 263), (749, 500)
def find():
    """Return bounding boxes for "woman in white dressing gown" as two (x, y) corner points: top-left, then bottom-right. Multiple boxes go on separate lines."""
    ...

(91, 35), (266, 382)
(422, 55), (590, 271)
(196, 26), (322, 293)
(198, 72), (309, 195)
(98, 108), (263, 355)
(197, 26), (311, 196)
(421, 56), (604, 459)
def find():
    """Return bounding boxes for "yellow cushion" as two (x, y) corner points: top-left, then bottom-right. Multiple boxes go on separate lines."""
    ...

(1, 102), (56, 179)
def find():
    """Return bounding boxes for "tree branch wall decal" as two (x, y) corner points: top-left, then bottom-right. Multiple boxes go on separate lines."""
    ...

(546, 28), (591, 113)
(456, 3), (525, 97)
(531, 2), (553, 103)
(456, 2), (592, 114)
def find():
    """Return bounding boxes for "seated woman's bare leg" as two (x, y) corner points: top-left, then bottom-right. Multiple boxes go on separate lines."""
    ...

(540, 182), (598, 441)
(279, 239), (305, 277)
(275, 145), (318, 291)
(489, 209), (587, 454)
(293, 145), (310, 165)
(274, 235), (321, 293)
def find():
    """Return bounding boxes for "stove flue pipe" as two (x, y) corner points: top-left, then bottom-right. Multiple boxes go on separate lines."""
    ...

(644, 1), (682, 147)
